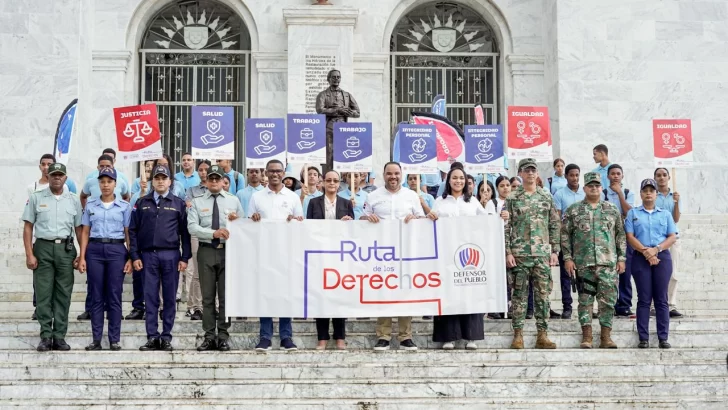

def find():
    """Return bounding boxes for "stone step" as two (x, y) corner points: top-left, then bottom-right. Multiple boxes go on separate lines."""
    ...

(1, 377), (726, 401)
(0, 398), (726, 410)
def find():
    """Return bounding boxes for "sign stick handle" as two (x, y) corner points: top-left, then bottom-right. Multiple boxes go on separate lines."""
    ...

(140, 161), (146, 184)
(416, 174), (421, 195)
(352, 172), (356, 194)
(671, 167), (676, 192)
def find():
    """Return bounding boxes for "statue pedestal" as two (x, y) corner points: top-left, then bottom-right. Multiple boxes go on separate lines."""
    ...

(283, 6), (359, 114)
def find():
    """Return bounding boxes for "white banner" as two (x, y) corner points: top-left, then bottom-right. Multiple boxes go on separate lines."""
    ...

(226, 216), (507, 318)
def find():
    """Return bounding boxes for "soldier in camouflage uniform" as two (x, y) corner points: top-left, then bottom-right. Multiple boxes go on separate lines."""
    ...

(561, 172), (626, 349)
(505, 158), (561, 349)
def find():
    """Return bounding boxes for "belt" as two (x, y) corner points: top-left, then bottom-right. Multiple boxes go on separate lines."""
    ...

(199, 242), (225, 249)
(37, 238), (64, 244)
(89, 238), (125, 244)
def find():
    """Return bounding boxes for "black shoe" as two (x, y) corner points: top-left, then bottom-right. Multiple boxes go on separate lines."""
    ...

(37, 338), (52, 352)
(400, 339), (418, 351)
(176, 297), (181, 303)
(125, 309), (145, 320)
(593, 312), (600, 319)
(109, 343), (121, 351)
(159, 340), (173, 351)
(487, 313), (499, 319)
(85, 341), (102, 351)
(77, 311), (90, 320)
(614, 311), (631, 318)
(669, 309), (683, 318)
(31, 309), (37, 320)
(638, 340), (649, 349)
(659, 340), (671, 349)
(185, 309), (193, 317)
(215, 310), (219, 320)
(422, 316), (432, 319)
(218, 340), (230, 351)
(373, 339), (390, 351)
(526, 311), (534, 319)
(139, 338), (160, 351)
(52, 339), (71, 351)
(549, 309), (561, 319)
(197, 338), (217, 351)
(561, 308), (572, 319)
(190, 309), (202, 321)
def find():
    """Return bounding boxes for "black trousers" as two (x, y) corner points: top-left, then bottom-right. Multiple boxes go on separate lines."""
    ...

(315, 318), (346, 340)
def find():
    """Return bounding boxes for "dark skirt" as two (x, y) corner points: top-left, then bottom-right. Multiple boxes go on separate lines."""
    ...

(432, 313), (485, 342)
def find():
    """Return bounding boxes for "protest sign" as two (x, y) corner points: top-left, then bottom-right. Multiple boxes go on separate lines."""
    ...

(226, 216), (507, 318)
(191, 106), (235, 160)
(333, 122), (373, 172)
(465, 125), (505, 173)
(113, 104), (163, 163)
(507, 106), (552, 161)
(245, 118), (286, 168)
(398, 124), (437, 174)
(287, 114), (326, 164)
(653, 119), (693, 168)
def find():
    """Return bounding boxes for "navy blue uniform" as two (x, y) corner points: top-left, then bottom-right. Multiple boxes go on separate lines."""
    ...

(129, 192), (192, 342)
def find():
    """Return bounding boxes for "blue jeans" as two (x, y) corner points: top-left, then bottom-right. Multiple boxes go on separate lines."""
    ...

(259, 317), (292, 340)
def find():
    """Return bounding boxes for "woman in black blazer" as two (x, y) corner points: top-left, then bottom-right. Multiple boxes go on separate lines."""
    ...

(306, 170), (355, 350)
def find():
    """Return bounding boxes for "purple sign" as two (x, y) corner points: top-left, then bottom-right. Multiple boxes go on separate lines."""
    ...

(464, 125), (505, 173)
(191, 106), (235, 160)
(287, 114), (326, 164)
(398, 124), (437, 174)
(245, 118), (286, 168)
(333, 123), (373, 172)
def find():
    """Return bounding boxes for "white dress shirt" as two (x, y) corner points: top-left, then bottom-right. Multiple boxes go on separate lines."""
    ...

(363, 186), (425, 220)
(432, 194), (490, 217)
(247, 186), (304, 220)
(324, 195), (336, 220)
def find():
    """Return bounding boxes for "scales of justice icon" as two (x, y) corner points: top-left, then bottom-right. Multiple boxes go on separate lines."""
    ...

(123, 119), (153, 143)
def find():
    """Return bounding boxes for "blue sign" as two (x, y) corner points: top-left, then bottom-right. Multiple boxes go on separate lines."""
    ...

(245, 118), (286, 168)
(464, 125), (505, 173)
(333, 123), (373, 172)
(398, 124), (437, 174)
(287, 114), (326, 164)
(191, 106), (235, 160)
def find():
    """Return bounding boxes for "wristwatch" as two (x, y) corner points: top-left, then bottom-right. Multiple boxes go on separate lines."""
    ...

(656, 245), (662, 253)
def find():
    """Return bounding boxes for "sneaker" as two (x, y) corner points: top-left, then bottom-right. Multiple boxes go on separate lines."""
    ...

(400, 339), (418, 351)
(139, 338), (160, 351)
(52, 339), (71, 351)
(659, 340), (671, 349)
(190, 310), (202, 321)
(255, 338), (272, 352)
(373, 339), (390, 351)
(669, 310), (683, 318)
(85, 341), (102, 351)
(280, 338), (298, 351)
(442, 342), (455, 350)
(465, 341), (478, 350)
(638, 340), (649, 349)
(77, 311), (90, 320)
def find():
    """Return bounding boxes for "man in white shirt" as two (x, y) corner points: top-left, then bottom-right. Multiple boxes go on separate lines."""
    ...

(247, 159), (304, 351)
(361, 162), (425, 351)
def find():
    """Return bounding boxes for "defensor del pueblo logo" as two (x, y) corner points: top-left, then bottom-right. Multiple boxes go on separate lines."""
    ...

(453, 244), (488, 286)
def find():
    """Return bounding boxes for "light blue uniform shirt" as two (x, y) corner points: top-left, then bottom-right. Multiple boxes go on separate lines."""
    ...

(546, 174), (567, 195)
(625, 206), (677, 247)
(86, 169), (130, 186)
(82, 178), (130, 201)
(656, 189), (681, 234)
(296, 189), (323, 217)
(132, 177), (142, 195)
(81, 197), (132, 239)
(553, 185), (585, 215)
(338, 188), (368, 220)
(225, 169), (246, 195)
(409, 188), (435, 211)
(65, 179), (77, 194)
(175, 171), (201, 191)
(604, 186), (635, 216)
(236, 185), (265, 216)
(593, 163), (612, 189)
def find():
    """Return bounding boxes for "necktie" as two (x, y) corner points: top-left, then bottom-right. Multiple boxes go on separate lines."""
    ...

(211, 194), (220, 247)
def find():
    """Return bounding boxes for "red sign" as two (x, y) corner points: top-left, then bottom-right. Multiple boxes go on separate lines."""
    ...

(411, 112), (466, 173)
(507, 106), (552, 161)
(113, 104), (163, 163)
(652, 119), (693, 168)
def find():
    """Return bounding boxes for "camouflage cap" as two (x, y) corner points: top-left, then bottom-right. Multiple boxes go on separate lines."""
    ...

(518, 158), (537, 171)
(583, 172), (601, 186)
(48, 163), (67, 175)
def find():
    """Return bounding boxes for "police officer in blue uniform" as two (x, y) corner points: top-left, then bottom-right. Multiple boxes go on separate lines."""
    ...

(77, 168), (132, 350)
(129, 165), (192, 351)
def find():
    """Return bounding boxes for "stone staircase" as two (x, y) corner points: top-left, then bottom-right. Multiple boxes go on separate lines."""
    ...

(0, 215), (726, 408)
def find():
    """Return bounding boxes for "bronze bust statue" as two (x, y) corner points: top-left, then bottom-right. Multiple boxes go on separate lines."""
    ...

(315, 69), (360, 170)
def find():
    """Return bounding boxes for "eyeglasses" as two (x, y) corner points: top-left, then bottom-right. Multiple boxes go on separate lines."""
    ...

(266, 169), (285, 174)
(208, 176), (222, 181)
(522, 168), (538, 174)
(325, 179), (340, 183)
